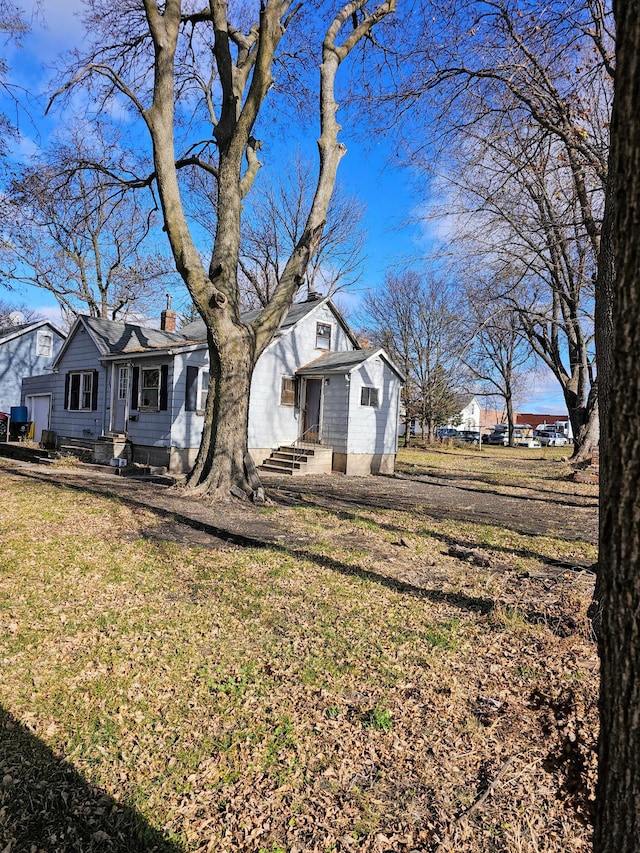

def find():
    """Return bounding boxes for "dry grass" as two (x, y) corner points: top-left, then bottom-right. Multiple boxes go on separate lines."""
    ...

(0, 450), (598, 852)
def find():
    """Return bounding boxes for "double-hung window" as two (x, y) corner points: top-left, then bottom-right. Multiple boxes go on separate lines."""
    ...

(185, 365), (209, 413)
(199, 370), (209, 411)
(130, 364), (168, 412)
(67, 372), (95, 411)
(140, 367), (160, 410)
(315, 322), (332, 350)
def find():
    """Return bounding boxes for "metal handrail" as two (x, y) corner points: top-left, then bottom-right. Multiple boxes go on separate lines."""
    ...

(290, 427), (321, 465)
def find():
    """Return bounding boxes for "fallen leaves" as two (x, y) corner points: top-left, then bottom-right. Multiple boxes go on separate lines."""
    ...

(0, 456), (599, 852)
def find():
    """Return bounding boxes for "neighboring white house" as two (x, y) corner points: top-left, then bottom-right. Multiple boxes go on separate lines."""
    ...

(447, 395), (481, 432)
(22, 297), (404, 475)
(400, 394), (482, 437)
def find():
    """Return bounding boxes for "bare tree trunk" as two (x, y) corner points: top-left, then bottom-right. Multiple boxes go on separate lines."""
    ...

(186, 323), (256, 499)
(566, 387), (599, 463)
(594, 2), (640, 847)
(505, 391), (515, 447)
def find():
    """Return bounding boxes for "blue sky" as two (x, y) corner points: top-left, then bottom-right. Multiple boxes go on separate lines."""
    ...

(0, 0), (568, 414)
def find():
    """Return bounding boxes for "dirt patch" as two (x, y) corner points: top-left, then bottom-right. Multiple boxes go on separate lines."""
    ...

(2, 459), (597, 547)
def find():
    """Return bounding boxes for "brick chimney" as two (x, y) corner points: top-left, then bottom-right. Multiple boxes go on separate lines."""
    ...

(160, 294), (177, 332)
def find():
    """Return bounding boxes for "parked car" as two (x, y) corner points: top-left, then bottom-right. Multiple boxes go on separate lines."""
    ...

(436, 427), (459, 439)
(487, 430), (508, 445)
(487, 427), (540, 447)
(457, 430), (481, 444)
(535, 429), (569, 447)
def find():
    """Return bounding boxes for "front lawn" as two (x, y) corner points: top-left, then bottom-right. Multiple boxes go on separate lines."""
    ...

(0, 454), (598, 852)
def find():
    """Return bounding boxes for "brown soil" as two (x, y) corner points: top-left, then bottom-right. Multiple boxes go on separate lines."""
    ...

(3, 461), (597, 552)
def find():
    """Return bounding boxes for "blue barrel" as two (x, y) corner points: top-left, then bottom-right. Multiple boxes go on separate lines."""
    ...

(10, 406), (28, 422)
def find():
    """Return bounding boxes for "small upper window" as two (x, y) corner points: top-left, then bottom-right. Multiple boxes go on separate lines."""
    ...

(36, 330), (53, 358)
(315, 322), (332, 351)
(280, 376), (297, 407)
(360, 386), (380, 408)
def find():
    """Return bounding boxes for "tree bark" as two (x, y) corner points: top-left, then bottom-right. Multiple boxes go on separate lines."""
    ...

(185, 322), (257, 499)
(593, 1), (640, 848)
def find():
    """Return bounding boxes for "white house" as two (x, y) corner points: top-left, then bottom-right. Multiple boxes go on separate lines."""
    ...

(400, 394), (482, 438)
(22, 297), (404, 475)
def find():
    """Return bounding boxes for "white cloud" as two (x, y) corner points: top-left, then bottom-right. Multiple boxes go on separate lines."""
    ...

(27, 0), (85, 59)
(519, 370), (568, 415)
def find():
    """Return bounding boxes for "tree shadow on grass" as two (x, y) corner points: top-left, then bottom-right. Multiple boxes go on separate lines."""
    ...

(1, 467), (591, 633)
(399, 469), (598, 508)
(267, 481), (597, 548)
(0, 705), (182, 853)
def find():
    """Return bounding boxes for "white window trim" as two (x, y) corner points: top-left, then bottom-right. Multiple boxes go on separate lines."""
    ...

(139, 366), (161, 412)
(198, 368), (209, 413)
(68, 371), (94, 411)
(360, 386), (380, 408)
(315, 322), (332, 351)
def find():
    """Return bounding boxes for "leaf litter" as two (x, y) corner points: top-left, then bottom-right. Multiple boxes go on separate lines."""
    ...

(0, 447), (598, 852)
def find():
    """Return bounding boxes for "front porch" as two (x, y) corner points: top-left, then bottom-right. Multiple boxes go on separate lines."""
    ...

(258, 443), (334, 476)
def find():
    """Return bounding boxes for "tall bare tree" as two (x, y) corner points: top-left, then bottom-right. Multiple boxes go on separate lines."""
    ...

(436, 124), (600, 458)
(0, 124), (175, 322)
(363, 270), (461, 442)
(0, 0), (28, 157)
(594, 1), (640, 849)
(388, 0), (613, 460)
(239, 156), (367, 308)
(0, 298), (39, 326)
(460, 281), (532, 446)
(53, 0), (394, 500)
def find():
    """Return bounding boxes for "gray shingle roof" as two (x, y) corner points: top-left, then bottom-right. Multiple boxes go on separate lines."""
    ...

(81, 316), (190, 355)
(297, 349), (384, 375)
(0, 322), (32, 341)
(179, 297), (324, 341)
(0, 320), (65, 344)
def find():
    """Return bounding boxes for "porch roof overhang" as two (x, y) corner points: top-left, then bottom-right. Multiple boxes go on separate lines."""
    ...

(296, 348), (405, 382)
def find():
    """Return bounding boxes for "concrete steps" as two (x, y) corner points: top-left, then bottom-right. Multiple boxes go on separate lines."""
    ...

(259, 444), (333, 476)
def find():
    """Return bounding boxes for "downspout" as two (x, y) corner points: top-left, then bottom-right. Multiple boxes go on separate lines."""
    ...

(102, 362), (110, 436)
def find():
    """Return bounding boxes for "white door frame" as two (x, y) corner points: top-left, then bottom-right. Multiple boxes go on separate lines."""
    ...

(25, 394), (52, 443)
(110, 363), (131, 433)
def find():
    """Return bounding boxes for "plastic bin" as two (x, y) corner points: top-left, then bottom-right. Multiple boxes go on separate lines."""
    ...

(10, 406), (28, 422)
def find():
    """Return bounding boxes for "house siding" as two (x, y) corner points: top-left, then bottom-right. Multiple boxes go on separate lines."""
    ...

(169, 349), (209, 450)
(318, 375), (349, 453)
(0, 324), (65, 413)
(248, 303), (356, 452)
(347, 358), (400, 455)
(15, 302), (403, 477)
(48, 327), (107, 440)
(125, 359), (174, 450)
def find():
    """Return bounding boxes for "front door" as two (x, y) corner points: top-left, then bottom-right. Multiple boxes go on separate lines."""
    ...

(26, 395), (51, 443)
(112, 365), (130, 433)
(302, 378), (323, 442)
